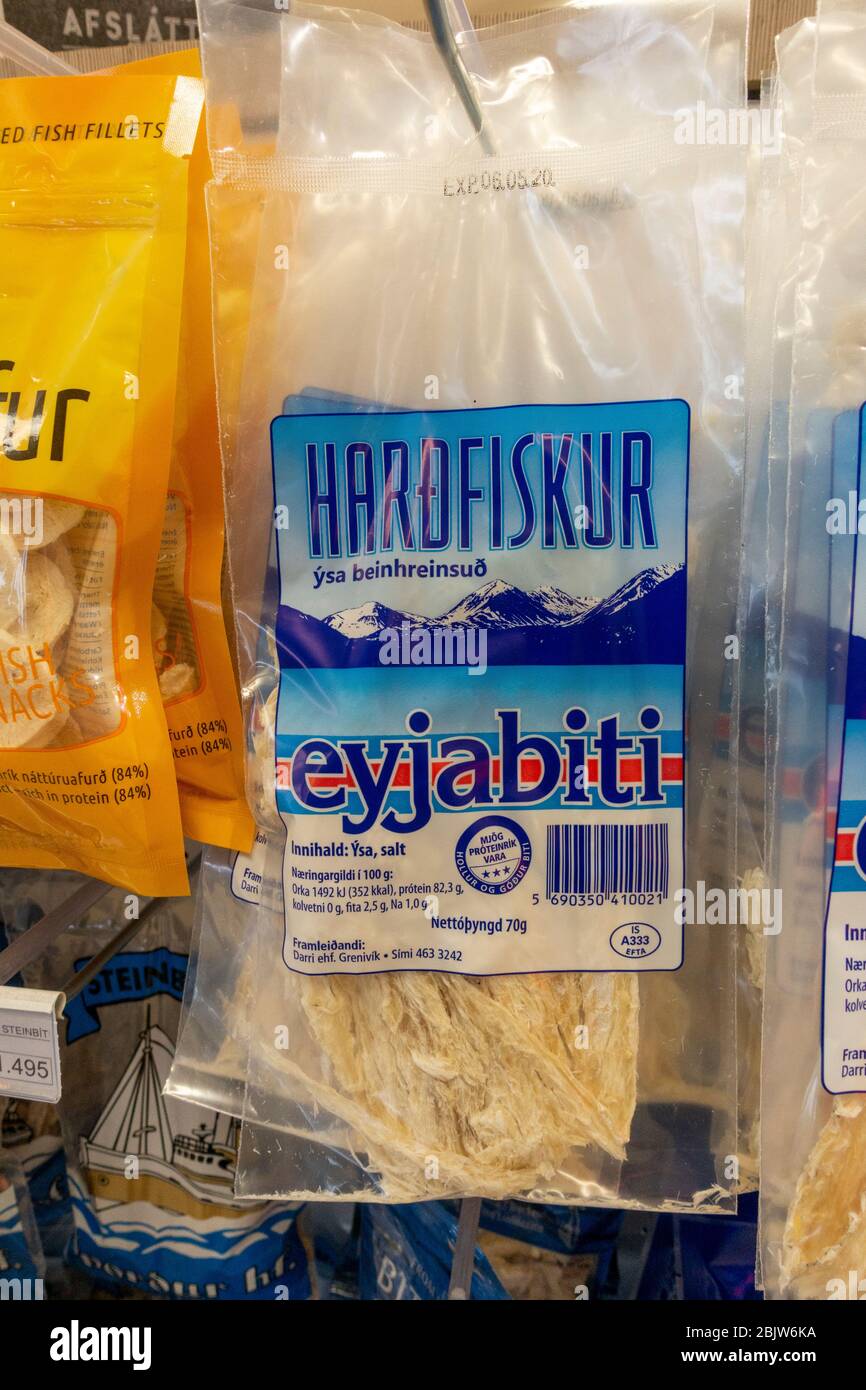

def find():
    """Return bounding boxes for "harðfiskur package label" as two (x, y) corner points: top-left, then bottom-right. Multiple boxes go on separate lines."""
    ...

(272, 400), (688, 975)
(823, 404), (866, 1092)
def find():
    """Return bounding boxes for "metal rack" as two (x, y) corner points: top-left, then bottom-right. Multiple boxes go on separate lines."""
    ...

(0, 855), (200, 997)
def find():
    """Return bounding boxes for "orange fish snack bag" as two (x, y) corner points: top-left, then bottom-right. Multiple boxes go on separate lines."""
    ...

(115, 49), (253, 853)
(0, 73), (202, 895)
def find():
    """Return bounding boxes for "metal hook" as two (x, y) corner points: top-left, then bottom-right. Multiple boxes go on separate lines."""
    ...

(424, 0), (496, 156)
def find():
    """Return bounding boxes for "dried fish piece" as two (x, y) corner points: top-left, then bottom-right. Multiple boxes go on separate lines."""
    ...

(250, 687), (280, 830)
(782, 1099), (866, 1298)
(153, 606), (200, 701)
(152, 510), (204, 706)
(9, 551), (75, 650)
(0, 538), (75, 650)
(159, 661), (197, 701)
(0, 540), (76, 748)
(0, 533), (20, 628)
(287, 969), (638, 1199)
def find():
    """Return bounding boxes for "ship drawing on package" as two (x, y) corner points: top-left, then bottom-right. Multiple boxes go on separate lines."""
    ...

(272, 400), (688, 975)
(53, 931), (310, 1300)
(78, 1006), (245, 1222)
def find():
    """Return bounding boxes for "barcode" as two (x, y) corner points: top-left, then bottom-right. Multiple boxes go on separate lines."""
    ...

(545, 823), (669, 898)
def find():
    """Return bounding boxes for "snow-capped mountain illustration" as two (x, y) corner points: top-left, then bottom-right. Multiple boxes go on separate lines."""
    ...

(324, 578), (606, 635)
(326, 601), (432, 638)
(281, 563), (685, 668)
(580, 563), (680, 622)
(439, 579), (573, 629)
(530, 585), (600, 621)
(557, 563), (684, 661)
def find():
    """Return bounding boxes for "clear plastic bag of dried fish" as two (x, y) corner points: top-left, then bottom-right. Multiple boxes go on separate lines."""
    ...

(189, 0), (747, 1206)
(760, 0), (866, 1300)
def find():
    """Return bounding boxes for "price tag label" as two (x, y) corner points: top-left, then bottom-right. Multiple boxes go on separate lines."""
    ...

(0, 986), (65, 1104)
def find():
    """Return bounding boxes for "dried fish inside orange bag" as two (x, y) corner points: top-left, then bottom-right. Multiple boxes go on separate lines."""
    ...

(0, 73), (202, 894)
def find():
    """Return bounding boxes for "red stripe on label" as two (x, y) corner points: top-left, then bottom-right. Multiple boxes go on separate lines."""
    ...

(276, 752), (684, 791)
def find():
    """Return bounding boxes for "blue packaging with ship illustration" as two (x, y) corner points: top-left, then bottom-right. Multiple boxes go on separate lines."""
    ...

(358, 1197), (623, 1300)
(359, 1201), (507, 1300)
(0, 1152), (44, 1290)
(4, 879), (310, 1301)
(0, 1099), (70, 1263)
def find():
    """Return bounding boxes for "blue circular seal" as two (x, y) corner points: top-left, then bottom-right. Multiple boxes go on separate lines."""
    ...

(455, 815), (532, 894)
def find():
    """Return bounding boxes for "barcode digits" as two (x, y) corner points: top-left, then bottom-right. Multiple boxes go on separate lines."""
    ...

(546, 822), (669, 899)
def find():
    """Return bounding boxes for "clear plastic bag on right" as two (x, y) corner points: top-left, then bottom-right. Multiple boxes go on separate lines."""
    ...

(760, 0), (866, 1300)
(733, 15), (818, 1201)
